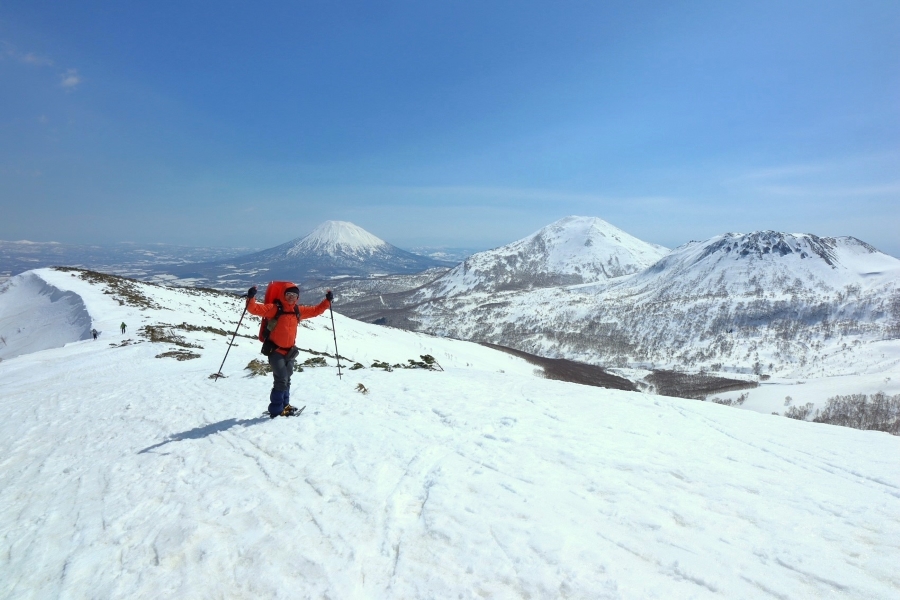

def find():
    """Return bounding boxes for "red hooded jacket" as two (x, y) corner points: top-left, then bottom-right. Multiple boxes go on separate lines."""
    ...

(247, 290), (330, 354)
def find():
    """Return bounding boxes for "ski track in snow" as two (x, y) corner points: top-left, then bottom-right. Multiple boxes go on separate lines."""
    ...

(0, 268), (899, 599)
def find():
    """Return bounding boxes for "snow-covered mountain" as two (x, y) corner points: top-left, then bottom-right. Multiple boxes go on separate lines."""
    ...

(420, 216), (668, 297)
(568, 231), (900, 375)
(628, 231), (899, 297)
(1, 267), (898, 598)
(162, 221), (452, 290)
(281, 220), (393, 256)
(345, 228), (900, 386)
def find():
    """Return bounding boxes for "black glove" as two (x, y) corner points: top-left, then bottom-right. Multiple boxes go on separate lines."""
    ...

(325, 290), (334, 302)
(247, 286), (257, 299)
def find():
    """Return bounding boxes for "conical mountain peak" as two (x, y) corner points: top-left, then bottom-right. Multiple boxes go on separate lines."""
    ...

(164, 220), (449, 287)
(287, 221), (388, 256)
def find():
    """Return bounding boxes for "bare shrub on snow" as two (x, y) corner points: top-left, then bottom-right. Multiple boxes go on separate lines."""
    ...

(813, 393), (900, 435)
(245, 359), (271, 376)
(785, 403), (814, 421)
(710, 392), (749, 407)
(140, 325), (202, 349)
(155, 349), (200, 361)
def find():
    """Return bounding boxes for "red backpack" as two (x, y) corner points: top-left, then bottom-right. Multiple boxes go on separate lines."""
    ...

(257, 281), (301, 343)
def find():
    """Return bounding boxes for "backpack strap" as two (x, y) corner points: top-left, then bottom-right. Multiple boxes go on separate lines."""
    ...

(273, 298), (300, 318)
(261, 298), (301, 353)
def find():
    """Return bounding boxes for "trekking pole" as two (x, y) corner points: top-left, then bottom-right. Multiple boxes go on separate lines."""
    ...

(328, 301), (343, 379)
(213, 293), (250, 382)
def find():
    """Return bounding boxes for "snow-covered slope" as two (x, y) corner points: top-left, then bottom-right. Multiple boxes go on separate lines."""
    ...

(0, 270), (900, 599)
(1, 268), (898, 598)
(419, 216), (668, 297)
(0, 271), (92, 360)
(163, 221), (452, 290)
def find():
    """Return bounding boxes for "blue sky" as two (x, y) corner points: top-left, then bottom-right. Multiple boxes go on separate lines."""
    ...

(1, 1), (898, 255)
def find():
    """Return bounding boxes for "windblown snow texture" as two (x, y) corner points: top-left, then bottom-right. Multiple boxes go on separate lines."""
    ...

(0, 268), (898, 599)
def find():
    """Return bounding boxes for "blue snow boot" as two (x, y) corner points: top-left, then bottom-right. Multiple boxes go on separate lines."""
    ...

(268, 389), (287, 419)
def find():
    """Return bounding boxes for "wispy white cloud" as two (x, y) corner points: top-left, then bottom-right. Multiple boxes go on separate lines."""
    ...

(2, 40), (81, 91)
(21, 52), (54, 66)
(1, 41), (54, 66)
(60, 68), (82, 90)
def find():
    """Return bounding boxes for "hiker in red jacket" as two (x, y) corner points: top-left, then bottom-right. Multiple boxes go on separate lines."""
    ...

(246, 283), (333, 418)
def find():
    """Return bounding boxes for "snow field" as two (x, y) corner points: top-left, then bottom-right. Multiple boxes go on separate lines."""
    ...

(1, 268), (899, 598)
(1, 342), (899, 597)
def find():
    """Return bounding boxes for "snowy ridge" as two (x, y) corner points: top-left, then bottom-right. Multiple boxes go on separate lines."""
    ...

(0, 271), (93, 360)
(421, 216), (669, 297)
(0, 268), (898, 598)
(631, 231), (900, 294)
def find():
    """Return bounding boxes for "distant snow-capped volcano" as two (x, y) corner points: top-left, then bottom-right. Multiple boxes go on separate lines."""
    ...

(421, 216), (669, 297)
(284, 221), (389, 257)
(252, 220), (442, 275)
(165, 221), (453, 287)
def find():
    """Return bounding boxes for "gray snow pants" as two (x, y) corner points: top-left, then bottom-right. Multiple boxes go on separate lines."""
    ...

(268, 351), (295, 392)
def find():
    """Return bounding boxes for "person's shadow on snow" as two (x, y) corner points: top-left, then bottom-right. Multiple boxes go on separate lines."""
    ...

(138, 417), (268, 454)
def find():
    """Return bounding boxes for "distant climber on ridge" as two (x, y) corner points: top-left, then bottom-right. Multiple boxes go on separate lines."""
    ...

(120, 322), (126, 334)
(246, 282), (333, 418)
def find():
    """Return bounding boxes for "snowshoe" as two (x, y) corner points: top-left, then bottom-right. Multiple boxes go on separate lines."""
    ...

(282, 404), (298, 416)
(262, 404), (306, 419)
(282, 404), (305, 417)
